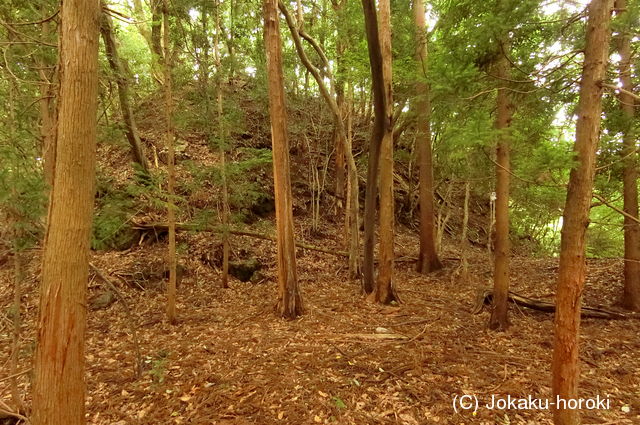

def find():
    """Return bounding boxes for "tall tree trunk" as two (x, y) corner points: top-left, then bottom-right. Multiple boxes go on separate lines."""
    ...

(460, 180), (471, 284)
(129, 0), (163, 84)
(32, 0), (100, 423)
(264, 0), (303, 318)
(334, 61), (346, 216)
(361, 0), (388, 294)
(130, 0), (152, 45)
(163, 0), (178, 324)
(615, 0), (640, 311)
(552, 1), (613, 423)
(414, 0), (442, 274)
(100, 9), (150, 173)
(151, 0), (163, 61)
(215, 0), (231, 289)
(279, 1), (360, 279)
(489, 43), (512, 331)
(38, 7), (56, 189)
(372, 0), (396, 304)
(199, 0), (209, 95)
(333, 0), (347, 218)
(228, 0), (235, 79)
(7, 78), (25, 415)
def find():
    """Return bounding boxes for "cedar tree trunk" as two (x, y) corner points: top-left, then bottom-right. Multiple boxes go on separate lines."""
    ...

(264, 0), (303, 318)
(489, 43), (512, 331)
(32, 1), (100, 423)
(414, 0), (443, 274)
(615, 0), (640, 311)
(552, 1), (613, 423)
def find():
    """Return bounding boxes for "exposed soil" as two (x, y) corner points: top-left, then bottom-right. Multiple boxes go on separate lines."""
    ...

(1, 226), (639, 425)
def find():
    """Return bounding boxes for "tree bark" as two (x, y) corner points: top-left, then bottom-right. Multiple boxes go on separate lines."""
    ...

(489, 43), (512, 331)
(414, 0), (442, 274)
(615, 0), (640, 311)
(334, 46), (346, 216)
(37, 4), (57, 190)
(162, 0), (178, 324)
(552, 1), (613, 423)
(7, 75), (25, 415)
(151, 0), (163, 62)
(264, 0), (303, 318)
(361, 0), (388, 294)
(372, 0), (396, 304)
(214, 0), (231, 289)
(460, 180), (471, 284)
(100, 9), (150, 173)
(32, 0), (100, 423)
(279, 1), (360, 279)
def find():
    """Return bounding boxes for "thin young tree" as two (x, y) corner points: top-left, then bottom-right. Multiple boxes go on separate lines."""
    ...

(100, 8), (150, 173)
(552, 0), (614, 423)
(489, 41), (513, 331)
(372, 0), (397, 304)
(360, 0), (388, 294)
(163, 0), (178, 324)
(279, 0), (361, 279)
(264, 0), (303, 318)
(37, 5), (56, 189)
(214, 0), (231, 288)
(31, 0), (101, 423)
(414, 0), (442, 274)
(615, 0), (640, 311)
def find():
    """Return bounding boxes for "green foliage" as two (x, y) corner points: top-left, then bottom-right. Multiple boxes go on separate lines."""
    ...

(0, 81), (46, 252)
(92, 174), (136, 251)
(586, 205), (624, 258)
(332, 396), (347, 410)
(147, 350), (170, 385)
(183, 147), (272, 224)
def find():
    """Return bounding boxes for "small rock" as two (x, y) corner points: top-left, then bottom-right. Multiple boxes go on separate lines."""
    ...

(89, 291), (116, 310)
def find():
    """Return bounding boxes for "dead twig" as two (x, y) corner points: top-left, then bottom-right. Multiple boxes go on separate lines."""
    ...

(0, 368), (31, 384)
(89, 263), (143, 378)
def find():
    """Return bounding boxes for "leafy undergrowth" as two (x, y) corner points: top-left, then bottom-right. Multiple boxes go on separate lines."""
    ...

(1, 226), (639, 425)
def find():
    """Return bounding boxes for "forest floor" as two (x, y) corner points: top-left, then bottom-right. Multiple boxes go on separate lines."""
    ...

(1, 225), (639, 425)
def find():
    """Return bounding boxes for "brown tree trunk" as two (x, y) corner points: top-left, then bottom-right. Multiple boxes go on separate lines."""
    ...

(552, 1), (613, 423)
(489, 44), (512, 331)
(162, 0), (178, 324)
(215, 0), (231, 289)
(264, 0), (303, 318)
(334, 72), (346, 216)
(371, 0), (396, 304)
(460, 180), (471, 284)
(333, 1), (347, 217)
(615, 0), (640, 311)
(7, 78), (25, 415)
(279, 1), (360, 279)
(361, 0), (388, 294)
(32, 0), (100, 423)
(130, 0), (152, 45)
(414, 0), (442, 274)
(38, 9), (56, 189)
(100, 9), (150, 173)
(151, 0), (163, 61)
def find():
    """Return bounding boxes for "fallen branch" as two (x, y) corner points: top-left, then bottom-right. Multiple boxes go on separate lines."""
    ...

(0, 398), (29, 423)
(474, 290), (629, 320)
(336, 333), (408, 341)
(132, 222), (349, 258)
